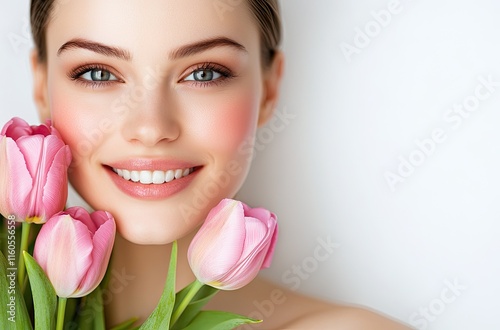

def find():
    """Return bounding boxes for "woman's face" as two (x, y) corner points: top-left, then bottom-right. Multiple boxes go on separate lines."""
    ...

(34, 0), (281, 244)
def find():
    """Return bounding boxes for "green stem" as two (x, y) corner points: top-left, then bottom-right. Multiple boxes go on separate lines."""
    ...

(18, 222), (31, 292)
(170, 280), (204, 326)
(56, 297), (67, 330)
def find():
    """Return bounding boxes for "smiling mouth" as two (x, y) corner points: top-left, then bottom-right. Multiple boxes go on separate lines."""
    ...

(111, 167), (196, 184)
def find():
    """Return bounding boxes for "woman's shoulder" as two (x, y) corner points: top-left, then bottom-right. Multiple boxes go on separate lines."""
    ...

(279, 305), (411, 329)
(207, 277), (412, 330)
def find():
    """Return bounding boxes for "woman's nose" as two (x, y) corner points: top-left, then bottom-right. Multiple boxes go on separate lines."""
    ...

(120, 88), (180, 147)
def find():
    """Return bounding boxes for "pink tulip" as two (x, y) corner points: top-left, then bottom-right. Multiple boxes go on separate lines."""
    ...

(33, 207), (116, 298)
(0, 117), (71, 223)
(188, 199), (278, 290)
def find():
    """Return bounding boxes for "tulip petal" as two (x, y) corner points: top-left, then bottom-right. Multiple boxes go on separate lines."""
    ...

(14, 135), (47, 220)
(241, 205), (278, 268)
(239, 216), (267, 261)
(30, 123), (51, 137)
(242, 205), (271, 223)
(215, 212), (278, 289)
(217, 254), (264, 290)
(89, 209), (112, 230)
(66, 206), (98, 233)
(0, 137), (13, 216)
(42, 146), (70, 219)
(1, 117), (32, 140)
(14, 135), (43, 179)
(261, 215), (278, 269)
(217, 250), (266, 290)
(33, 212), (60, 271)
(75, 212), (115, 297)
(235, 216), (277, 271)
(34, 209), (116, 298)
(36, 214), (93, 297)
(189, 200), (246, 282)
(215, 217), (268, 290)
(0, 119), (70, 223)
(188, 198), (279, 291)
(0, 138), (34, 218)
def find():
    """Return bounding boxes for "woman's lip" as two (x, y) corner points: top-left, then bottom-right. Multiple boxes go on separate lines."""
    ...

(105, 165), (201, 200)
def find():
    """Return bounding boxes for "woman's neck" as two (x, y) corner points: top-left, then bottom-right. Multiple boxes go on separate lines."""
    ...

(103, 231), (197, 327)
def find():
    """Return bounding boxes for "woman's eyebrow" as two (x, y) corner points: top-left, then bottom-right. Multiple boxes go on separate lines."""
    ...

(57, 36), (246, 60)
(169, 37), (247, 60)
(57, 38), (132, 60)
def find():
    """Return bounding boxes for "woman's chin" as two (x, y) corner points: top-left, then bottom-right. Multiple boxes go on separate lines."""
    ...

(114, 213), (201, 245)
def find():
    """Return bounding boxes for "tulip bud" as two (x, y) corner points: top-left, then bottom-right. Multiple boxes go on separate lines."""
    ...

(33, 207), (116, 298)
(188, 199), (278, 290)
(0, 117), (71, 223)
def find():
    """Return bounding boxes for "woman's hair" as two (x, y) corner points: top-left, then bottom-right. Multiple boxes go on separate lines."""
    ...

(30, 0), (282, 67)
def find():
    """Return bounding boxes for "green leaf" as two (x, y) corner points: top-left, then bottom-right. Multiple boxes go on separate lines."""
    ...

(73, 286), (106, 330)
(138, 241), (178, 330)
(109, 317), (139, 330)
(170, 283), (218, 330)
(0, 250), (32, 330)
(24, 251), (57, 330)
(182, 311), (261, 330)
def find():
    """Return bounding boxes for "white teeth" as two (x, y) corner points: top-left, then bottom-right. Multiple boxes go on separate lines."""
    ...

(113, 167), (194, 184)
(165, 170), (175, 183)
(140, 171), (153, 184)
(130, 171), (140, 182)
(152, 171), (165, 184)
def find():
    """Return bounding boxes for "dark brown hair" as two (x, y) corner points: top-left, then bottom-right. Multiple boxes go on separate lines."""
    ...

(30, 0), (282, 67)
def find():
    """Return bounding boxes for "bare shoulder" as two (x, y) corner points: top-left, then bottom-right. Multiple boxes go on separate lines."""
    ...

(208, 277), (412, 330)
(281, 305), (412, 330)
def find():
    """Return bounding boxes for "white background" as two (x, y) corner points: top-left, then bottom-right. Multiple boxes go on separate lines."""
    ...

(2, 1), (500, 329)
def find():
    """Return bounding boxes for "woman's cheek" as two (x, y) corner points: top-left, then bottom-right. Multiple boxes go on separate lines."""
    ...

(189, 92), (260, 155)
(49, 88), (86, 154)
(48, 82), (111, 168)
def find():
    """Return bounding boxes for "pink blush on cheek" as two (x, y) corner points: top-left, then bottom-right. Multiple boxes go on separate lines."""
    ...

(191, 96), (260, 153)
(49, 95), (104, 167)
(50, 103), (83, 149)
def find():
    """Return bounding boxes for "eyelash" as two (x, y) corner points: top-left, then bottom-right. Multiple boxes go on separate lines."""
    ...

(182, 62), (235, 88)
(67, 62), (235, 89)
(68, 64), (120, 89)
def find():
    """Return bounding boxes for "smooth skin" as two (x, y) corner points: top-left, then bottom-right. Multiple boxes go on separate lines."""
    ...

(31, 0), (412, 328)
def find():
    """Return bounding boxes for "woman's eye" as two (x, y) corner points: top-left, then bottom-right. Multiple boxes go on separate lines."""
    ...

(184, 69), (222, 82)
(80, 69), (118, 82)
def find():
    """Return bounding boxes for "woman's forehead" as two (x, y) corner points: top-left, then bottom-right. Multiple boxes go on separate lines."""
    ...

(46, 0), (260, 60)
